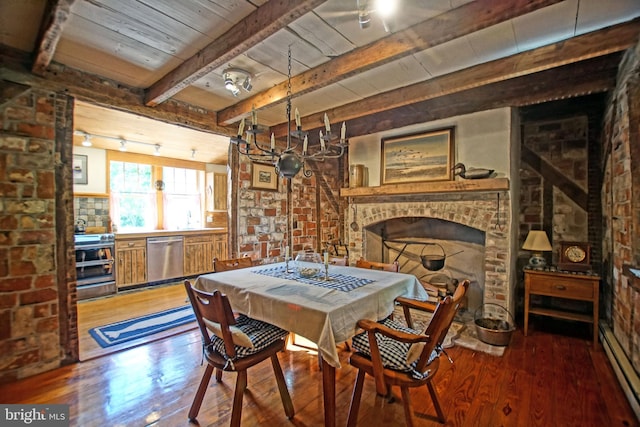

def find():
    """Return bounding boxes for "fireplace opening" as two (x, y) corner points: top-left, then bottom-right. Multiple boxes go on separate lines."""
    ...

(363, 217), (486, 313)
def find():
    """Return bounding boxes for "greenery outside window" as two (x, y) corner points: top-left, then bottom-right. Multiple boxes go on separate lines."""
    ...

(108, 152), (205, 231)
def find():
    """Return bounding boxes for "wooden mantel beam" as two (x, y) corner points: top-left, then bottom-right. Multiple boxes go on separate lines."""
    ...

(271, 19), (639, 139)
(144, 0), (327, 107)
(217, 0), (564, 125)
(31, 0), (76, 76)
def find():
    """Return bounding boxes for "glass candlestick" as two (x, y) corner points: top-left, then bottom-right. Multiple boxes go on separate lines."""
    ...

(324, 263), (329, 280)
(285, 256), (293, 273)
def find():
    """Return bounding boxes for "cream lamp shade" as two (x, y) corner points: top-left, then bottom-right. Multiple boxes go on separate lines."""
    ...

(522, 230), (552, 267)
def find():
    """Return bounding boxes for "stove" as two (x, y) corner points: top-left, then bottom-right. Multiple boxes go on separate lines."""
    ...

(74, 233), (115, 246)
(74, 233), (116, 299)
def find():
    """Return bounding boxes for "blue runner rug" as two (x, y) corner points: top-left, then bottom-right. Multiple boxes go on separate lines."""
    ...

(89, 305), (195, 348)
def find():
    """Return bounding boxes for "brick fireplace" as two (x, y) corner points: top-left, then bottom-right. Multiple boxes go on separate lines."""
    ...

(347, 190), (515, 312)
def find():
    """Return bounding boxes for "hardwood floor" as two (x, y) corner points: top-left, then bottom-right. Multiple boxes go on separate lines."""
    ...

(77, 281), (195, 360)
(2, 287), (638, 427)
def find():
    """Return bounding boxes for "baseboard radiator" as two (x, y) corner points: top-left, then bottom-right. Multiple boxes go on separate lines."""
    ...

(601, 324), (640, 419)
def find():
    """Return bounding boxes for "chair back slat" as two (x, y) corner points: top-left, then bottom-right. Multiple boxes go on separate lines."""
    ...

(184, 280), (238, 358)
(213, 257), (253, 272)
(415, 280), (469, 372)
(329, 256), (348, 266)
(355, 257), (399, 272)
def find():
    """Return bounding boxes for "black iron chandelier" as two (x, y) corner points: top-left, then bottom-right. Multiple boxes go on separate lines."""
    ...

(230, 47), (347, 179)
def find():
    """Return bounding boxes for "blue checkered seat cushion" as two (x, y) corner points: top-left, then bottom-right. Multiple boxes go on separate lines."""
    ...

(351, 317), (438, 379)
(208, 315), (289, 359)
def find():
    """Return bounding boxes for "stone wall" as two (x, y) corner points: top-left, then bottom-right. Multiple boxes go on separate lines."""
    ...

(0, 86), (76, 383)
(234, 154), (344, 263)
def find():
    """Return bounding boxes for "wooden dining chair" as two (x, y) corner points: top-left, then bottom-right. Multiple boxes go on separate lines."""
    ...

(355, 257), (399, 272)
(346, 280), (470, 427)
(184, 280), (294, 426)
(213, 256), (253, 272)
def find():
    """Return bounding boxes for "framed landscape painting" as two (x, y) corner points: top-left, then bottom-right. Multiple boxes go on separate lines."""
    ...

(381, 127), (454, 185)
(250, 162), (278, 191)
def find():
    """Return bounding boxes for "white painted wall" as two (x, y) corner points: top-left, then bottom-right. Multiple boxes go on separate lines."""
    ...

(349, 107), (513, 186)
(73, 146), (107, 194)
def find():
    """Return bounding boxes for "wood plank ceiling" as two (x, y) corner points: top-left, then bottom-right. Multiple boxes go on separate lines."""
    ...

(0, 0), (639, 164)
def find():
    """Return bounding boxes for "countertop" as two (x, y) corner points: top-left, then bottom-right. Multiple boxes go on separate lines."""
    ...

(115, 228), (227, 239)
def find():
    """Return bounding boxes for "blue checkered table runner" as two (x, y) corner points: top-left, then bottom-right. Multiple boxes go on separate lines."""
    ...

(253, 264), (374, 292)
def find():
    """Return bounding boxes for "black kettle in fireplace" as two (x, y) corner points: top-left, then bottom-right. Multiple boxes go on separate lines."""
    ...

(75, 219), (86, 234)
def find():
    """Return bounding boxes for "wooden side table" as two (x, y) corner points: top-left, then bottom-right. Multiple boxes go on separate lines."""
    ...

(524, 268), (600, 348)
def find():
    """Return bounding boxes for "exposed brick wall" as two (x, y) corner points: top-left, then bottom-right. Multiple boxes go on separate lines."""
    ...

(521, 116), (590, 260)
(602, 42), (640, 373)
(234, 154), (344, 263)
(0, 86), (75, 383)
(351, 192), (513, 310)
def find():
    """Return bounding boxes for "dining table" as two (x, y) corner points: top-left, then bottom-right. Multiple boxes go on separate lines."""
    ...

(195, 261), (429, 427)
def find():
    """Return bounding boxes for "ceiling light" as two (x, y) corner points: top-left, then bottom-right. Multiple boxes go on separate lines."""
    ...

(154, 144), (161, 156)
(119, 140), (127, 152)
(222, 68), (252, 97)
(191, 149), (196, 159)
(82, 134), (92, 147)
(374, 0), (397, 18)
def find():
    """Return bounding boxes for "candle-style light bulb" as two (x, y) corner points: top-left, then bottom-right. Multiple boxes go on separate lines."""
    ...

(303, 135), (308, 154)
(270, 132), (275, 150)
(324, 113), (331, 132)
(252, 108), (257, 127)
(295, 108), (301, 128)
(341, 121), (346, 141)
(319, 130), (325, 150)
(238, 118), (245, 137)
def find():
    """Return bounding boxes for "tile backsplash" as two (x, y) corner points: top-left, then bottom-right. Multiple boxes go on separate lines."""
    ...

(74, 196), (110, 230)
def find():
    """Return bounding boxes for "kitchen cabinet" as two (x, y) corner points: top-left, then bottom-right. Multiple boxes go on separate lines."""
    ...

(115, 237), (147, 288)
(184, 234), (216, 276)
(213, 233), (228, 261)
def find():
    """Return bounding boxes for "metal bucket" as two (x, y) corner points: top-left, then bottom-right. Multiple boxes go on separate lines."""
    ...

(474, 303), (515, 346)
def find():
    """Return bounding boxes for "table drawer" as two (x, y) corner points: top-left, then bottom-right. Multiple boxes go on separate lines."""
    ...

(529, 276), (594, 299)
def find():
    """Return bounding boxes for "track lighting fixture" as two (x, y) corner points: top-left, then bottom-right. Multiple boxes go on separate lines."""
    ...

(222, 68), (252, 97)
(119, 140), (127, 152)
(82, 134), (92, 147)
(154, 144), (161, 156)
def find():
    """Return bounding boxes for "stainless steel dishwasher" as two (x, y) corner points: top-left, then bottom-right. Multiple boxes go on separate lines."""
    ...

(147, 236), (184, 282)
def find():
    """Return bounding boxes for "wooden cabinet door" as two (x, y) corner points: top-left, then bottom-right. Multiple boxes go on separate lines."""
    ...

(213, 233), (228, 261)
(115, 239), (147, 288)
(184, 234), (215, 276)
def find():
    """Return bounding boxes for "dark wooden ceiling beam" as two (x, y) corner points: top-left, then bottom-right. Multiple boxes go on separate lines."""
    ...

(217, 0), (564, 125)
(144, 0), (327, 107)
(339, 54), (619, 141)
(270, 20), (639, 139)
(0, 45), (233, 136)
(31, 0), (76, 76)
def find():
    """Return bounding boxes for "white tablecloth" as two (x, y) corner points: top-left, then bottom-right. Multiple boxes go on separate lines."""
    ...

(195, 262), (428, 367)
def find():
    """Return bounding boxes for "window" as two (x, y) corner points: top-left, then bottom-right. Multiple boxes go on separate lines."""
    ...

(109, 154), (205, 231)
(162, 166), (202, 230)
(110, 161), (155, 230)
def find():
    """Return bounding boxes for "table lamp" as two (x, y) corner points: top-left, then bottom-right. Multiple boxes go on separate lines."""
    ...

(522, 230), (552, 268)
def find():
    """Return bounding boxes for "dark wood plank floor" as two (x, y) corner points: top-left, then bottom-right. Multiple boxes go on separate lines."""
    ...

(1, 289), (638, 426)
